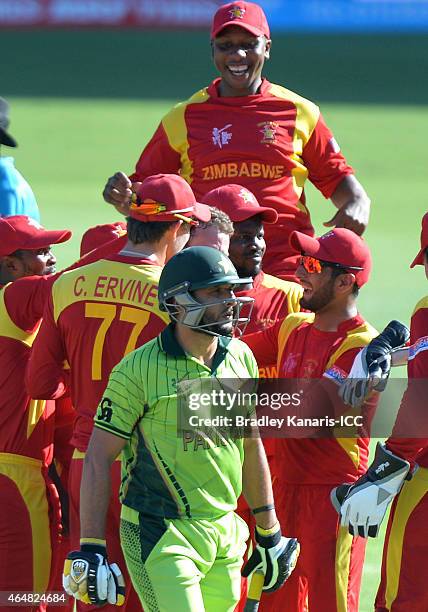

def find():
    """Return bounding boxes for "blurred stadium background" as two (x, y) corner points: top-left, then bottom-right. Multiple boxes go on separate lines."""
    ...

(2, 1), (428, 609)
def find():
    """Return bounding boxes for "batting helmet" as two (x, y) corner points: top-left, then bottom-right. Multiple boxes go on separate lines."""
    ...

(158, 246), (254, 336)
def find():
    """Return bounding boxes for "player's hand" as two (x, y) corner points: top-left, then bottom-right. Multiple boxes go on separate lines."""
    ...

(63, 541), (125, 606)
(339, 320), (410, 408)
(103, 171), (133, 215)
(323, 198), (369, 235)
(331, 443), (411, 538)
(241, 523), (300, 592)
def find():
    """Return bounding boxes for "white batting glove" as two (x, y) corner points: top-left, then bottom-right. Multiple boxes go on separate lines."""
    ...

(63, 541), (125, 606)
(242, 523), (300, 592)
(339, 320), (409, 408)
(331, 443), (412, 538)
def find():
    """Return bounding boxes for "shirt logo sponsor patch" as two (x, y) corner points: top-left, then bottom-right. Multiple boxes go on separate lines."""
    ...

(202, 162), (284, 181)
(281, 352), (299, 374)
(324, 364), (347, 385)
(212, 124), (232, 149)
(319, 231), (334, 241)
(98, 397), (113, 422)
(258, 121), (278, 145)
(230, 6), (246, 19)
(409, 335), (428, 360)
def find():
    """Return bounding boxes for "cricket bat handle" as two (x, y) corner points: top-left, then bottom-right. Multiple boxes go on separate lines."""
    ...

(244, 570), (264, 611)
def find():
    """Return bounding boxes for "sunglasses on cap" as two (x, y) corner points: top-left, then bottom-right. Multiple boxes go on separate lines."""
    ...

(299, 255), (364, 274)
(130, 194), (198, 225)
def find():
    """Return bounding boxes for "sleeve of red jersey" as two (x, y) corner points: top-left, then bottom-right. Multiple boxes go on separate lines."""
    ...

(129, 122), (181, 183)
(386, 306), (428, 463)
(26, 292), (68, 400)
(242, 320), (281, 372)
(303, 113), (354, 199)
(4, 274), (59, 333)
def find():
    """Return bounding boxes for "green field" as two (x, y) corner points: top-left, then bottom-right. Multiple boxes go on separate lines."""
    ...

(2, 30), (428, 611)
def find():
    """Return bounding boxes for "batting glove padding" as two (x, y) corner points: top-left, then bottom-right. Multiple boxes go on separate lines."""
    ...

(242, 524), (300, 592)
(339, 320), (410, 408)
(63, 543), (125, 606)
(331, 442), (411, 538)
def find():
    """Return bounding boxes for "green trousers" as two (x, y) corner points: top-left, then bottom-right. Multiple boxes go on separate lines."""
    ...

(120, 505), (249, 612)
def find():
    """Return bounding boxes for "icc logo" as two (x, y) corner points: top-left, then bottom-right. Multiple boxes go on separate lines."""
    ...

(212, 125), (232, 149)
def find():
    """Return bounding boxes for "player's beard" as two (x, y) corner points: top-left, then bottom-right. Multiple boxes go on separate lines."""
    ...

(195, 307), (235, 337)
(300, 278), (335, 312)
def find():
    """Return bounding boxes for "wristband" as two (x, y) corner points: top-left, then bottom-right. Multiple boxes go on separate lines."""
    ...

(256, 522), (280, 537)
(251, 504), (275, 515)
(80, 538), (107, 547)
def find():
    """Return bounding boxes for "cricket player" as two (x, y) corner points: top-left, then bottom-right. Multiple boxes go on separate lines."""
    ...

(27, 174), (211, 611)
(62, 246), (300, 612)
(187, 206), (234, 254)
(0, 216), (71, 609)
(243, 228), (377, 611)
(203, 184), (303, 378)
(103, 1), (370, 280)
(202, 184), (304, 610)
(80, 221), (127, 257)
(333, 212), (428, 611)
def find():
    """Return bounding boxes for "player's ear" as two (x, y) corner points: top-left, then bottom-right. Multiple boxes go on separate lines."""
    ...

(0, 255), (24, 282)
(210, 40), (215, 59)
(335, 272), (356, 295)
(264, 38), (271, 60)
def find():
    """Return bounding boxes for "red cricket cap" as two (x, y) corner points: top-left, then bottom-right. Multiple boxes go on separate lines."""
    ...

(290, 228), (372, 287)
(211, 2), (270, 39)
(0, 215), (72, 257)
(80, 221), (127, 257)
(129, 174), (211, 224)
(410, 212), (428, 268)
(202, 184), (277, 224)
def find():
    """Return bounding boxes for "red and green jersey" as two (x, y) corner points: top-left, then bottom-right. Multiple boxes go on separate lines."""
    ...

(387, 297), (428, 468)
(237, 271), (303, 377)
(26, 254), (169, 453)
(130, 78), (353, 277)
(0, 277), (58, 464)
(244, 313), (378, 484)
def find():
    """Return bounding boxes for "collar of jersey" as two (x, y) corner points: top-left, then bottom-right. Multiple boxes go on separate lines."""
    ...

(159, 323), (232, 368)
(208, 77), (271, 101)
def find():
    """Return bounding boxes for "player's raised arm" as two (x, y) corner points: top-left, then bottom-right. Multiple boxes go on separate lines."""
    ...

(102, 171), (133, 214)
(103, 121), (182, 215)
(325, 175), (371, 236)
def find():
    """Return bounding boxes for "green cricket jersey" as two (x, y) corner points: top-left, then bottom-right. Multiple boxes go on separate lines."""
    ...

(94, 324), (258, 520)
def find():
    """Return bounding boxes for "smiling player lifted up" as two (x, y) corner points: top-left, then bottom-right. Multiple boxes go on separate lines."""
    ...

(103, 1), (370, 280)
